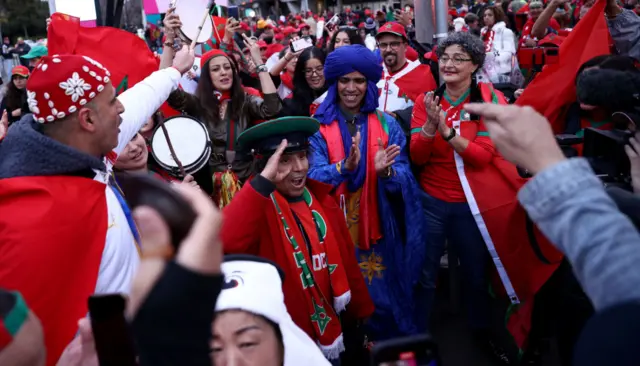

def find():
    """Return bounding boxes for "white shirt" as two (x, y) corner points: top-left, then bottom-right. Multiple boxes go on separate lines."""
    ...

(376, 60), (421, 113)
(93, 67), (182, 295)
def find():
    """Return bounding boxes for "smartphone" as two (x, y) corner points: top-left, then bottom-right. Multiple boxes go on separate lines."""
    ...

(228, 6), (240, 20)
(290, 37), (313, 52)
(371, 334), (440, 366)
(326, 14), (341, 29)
(88, 295), (136, 366)
(114, 172), (196, 250)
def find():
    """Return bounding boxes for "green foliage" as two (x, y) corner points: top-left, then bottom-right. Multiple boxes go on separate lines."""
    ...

(0, 0), (49, 40)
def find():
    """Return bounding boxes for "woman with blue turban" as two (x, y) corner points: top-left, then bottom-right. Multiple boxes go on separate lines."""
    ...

(308, 45), (427, 340)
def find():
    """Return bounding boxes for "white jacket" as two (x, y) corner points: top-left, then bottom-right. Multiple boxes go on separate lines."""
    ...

(478, 21), (516, 84)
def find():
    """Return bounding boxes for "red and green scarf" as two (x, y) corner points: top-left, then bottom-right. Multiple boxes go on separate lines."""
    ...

(270, 187), (351, 359)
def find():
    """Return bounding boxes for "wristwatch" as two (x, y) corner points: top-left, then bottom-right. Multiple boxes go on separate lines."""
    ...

(256, 64), (268, 73)
(444, 127), (457, 142)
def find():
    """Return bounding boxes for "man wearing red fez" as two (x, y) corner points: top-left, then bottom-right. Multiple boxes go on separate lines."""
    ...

(376, 22), (437, 121)
(0, 49), (194, 365)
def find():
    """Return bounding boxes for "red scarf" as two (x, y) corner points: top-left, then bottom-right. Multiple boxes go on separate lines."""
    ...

(215, 90), (232, 102)
(482, 28), (495, 52)
(271, 188), (350, 358)
(319, 112), (387, 250)
(281, 71), (294, 90)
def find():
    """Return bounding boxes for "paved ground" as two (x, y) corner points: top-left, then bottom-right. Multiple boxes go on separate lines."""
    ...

(430, 269), (562, 366)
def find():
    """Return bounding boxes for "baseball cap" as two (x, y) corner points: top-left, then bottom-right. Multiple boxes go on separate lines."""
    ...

(375, 22), (408, 41)
(21, 44), (48, 60)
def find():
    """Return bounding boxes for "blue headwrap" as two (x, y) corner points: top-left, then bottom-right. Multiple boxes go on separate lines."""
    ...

(314, 45), (383, 192)
(315, 45), (382, 125)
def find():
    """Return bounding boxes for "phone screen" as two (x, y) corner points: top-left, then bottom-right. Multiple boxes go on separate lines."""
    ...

(88, 295), (137, 366)
(291, 37), (313, 52)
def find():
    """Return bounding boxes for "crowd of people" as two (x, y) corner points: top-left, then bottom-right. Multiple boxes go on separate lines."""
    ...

(0, 0), (639, 365)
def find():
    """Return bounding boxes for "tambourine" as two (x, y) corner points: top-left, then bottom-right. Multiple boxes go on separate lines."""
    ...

(172, 0), (214, 44)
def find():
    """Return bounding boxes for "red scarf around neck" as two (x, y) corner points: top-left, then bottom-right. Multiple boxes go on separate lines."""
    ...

(281, 71), (294, 90)
(270, 188), (351, 359)
(482, 28), (495, 52)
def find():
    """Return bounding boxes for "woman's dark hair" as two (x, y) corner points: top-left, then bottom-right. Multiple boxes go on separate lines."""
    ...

(436, 32), (486, 67)
(196, 56), (246, 127)
(483, 5), (508, 26)
(4, 76), (27, 112)
(290, 47), (327, 116)
(328, 28), (364, 52)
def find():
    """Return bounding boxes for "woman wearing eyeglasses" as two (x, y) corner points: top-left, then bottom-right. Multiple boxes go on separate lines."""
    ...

(280, 47), (328, 117)
(410, 32), (561, 364)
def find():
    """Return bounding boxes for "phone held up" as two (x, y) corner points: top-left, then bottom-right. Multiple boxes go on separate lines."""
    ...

(290, 37), (314, 53)
(370, 334), (441, 366)
(115, 172), (196, 251)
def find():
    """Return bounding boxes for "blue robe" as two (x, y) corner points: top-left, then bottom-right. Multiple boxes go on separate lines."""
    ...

(308, 111), (427, 339)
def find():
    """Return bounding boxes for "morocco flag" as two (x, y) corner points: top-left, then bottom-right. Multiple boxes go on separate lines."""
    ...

(0, 177), (107, 366)
(48, 12), (160, 95)
(515, 0), (610, 133)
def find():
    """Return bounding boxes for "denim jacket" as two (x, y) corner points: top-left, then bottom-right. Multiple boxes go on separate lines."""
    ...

(607, 8), (640, 61)
(518, 158), (640, 311)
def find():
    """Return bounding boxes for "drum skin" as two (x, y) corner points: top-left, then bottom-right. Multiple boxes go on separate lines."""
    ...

(174, 0), (214, 44)
(150, 116), (212, 176)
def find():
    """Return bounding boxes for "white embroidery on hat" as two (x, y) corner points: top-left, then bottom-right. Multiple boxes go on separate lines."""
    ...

(80, 98), (87, 106)
(69, 106), (77, 113)
(51, 108), (58, 115)
(105, 70), (111, 77)
(46, 115), (54, 122)
(89, 71), (97, 77)
(82, 66), (90, 73)
(96, 75), (102, 82)
(52, 58), (61, 63)
(89, 92), (96, 98)
(48, 101), (54, 108)
(104, 76), (110, 83)
(37, 117), (45, 123)
(44, 92), (50, 100)
(53, 54), (59, 57)
(97, 85), (104, 92)
(57, 111), (65, 118)
(41, 64), (48, 71)
(27, 91), (39, 114)
(37, 63), (42, 70)
(59, 72), (92, 103)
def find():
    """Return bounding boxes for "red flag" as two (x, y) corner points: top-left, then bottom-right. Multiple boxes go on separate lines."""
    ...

(0, 177), (107, 366)
(516, 0), (610, 133)
(47, 12), (159, 95)
(204, 16), (228, 52)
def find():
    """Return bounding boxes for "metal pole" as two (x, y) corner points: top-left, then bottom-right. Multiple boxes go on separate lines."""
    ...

(434, 0), (448, 43)
(414, 0), (436, 46)
(95, 0), (104, 26)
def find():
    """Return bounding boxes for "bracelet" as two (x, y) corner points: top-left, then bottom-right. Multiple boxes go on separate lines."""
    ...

(163, 40), (174, 48)
(421, 125), (436, 137)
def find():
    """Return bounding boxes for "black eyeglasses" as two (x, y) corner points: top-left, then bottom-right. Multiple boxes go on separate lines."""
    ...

(304, 66), (323, 76)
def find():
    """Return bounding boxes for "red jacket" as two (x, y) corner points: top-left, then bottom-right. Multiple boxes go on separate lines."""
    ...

(221, 178), (374, 336)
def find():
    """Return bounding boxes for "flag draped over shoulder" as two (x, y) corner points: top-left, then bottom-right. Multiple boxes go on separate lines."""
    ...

(0, 177), (108, 366)
(515, 0), (610, 133)
(48, 12), (160, 95)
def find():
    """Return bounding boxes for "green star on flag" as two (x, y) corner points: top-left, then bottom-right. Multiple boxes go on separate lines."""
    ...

(310, 298), (331, 335)
(328, 264), (337, 274)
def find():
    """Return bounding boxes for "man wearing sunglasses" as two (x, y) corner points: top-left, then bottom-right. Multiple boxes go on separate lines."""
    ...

(375, 22), (437, 133)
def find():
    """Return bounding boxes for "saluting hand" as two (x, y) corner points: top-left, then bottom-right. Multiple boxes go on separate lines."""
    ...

(374, 138), (400, 177)
(344, 130), (361, 171)
(260, 139), (291, 184)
